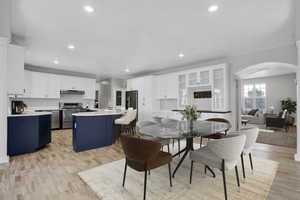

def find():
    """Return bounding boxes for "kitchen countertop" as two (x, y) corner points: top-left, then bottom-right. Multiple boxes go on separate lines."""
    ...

(8, 111), (52, 117)
(72, 110), (124, 117)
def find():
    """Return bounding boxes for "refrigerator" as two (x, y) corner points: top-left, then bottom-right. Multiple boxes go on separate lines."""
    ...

(126, 90), (138, 110)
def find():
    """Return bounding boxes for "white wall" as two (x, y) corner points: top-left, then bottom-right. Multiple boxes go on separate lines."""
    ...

(0, 0), (10, 164)
(0, 0), (11, 40)
(0, 38), (9, 163)
(296, 0), (300, 40)
(242, 74), (297, 114)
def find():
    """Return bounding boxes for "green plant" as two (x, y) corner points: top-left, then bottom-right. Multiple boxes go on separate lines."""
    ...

(280, 98), (296, 114)
(181, 105), (199, 121)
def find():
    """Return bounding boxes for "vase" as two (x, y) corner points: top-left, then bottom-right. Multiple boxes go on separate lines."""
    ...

(188, 119), (194, 132)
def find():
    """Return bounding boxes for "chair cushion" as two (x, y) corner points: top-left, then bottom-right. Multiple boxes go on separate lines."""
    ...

(115, 118), (130, 125)
(127, 151), (172, 171)
(248, 109), (258, 116)
(190, 147), (237, 170)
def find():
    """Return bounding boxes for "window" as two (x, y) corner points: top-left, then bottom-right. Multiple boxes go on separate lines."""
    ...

(243, 83), (266, 110)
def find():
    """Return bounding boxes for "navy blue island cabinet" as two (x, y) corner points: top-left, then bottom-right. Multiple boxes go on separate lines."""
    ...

(7, 114), (52, 156)
(72, 114), (122, 152)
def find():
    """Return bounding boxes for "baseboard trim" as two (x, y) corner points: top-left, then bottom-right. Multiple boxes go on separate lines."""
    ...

(294, 153), (300, 162)
(0, 155), (9, 164)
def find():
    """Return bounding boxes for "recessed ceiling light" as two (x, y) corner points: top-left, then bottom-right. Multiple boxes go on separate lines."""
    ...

(125, 68), (130, 73)
(53, 59), (59, 65)
(84, 5), (95, 13)
(67, 44), (75, 50)
(178, 53), (185, 59)
(101, 81), (109, 85)
(208, 5), (219, 13)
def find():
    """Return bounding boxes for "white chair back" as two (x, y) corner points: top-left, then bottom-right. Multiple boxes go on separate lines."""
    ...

(208, 134), (246, 162)
(240, 127), (259, 153)
(161, 118), (178, 125)
(136, 120), (156, 134)
(153, 116), (164, 124)
(136, 121), (156, 129)
(126, 109), (137, 122)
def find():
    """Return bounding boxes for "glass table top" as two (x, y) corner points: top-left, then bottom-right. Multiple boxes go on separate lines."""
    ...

(139, 120), (230, 139)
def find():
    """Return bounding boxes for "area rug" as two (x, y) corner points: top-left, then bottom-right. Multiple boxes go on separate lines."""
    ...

(78, 153), (278, 200)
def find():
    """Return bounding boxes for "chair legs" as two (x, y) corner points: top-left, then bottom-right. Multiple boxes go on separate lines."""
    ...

(200, 137), (203, 147)
(221, 159), (228, 200)
(123, 159), (172, 200)
(190, 161), (194, 184)
(241, 153), (254, 180)
(235, 166), (240, 188)
(122, 159), (127, 187)
(167, 144), (170, 153)
(168, 163), (173, 187)
(144, 169), (147, 200)
(249, 153), (254, 171)
(178, 139), (181, 157)
(241, 153), (246, 179)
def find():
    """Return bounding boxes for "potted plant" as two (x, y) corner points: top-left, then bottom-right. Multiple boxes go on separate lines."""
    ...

(181, 105), (199, 129)
(280, 98), (297, 125)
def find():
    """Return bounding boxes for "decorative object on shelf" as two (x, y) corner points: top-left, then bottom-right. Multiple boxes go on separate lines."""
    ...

(280, 98), (296, 125)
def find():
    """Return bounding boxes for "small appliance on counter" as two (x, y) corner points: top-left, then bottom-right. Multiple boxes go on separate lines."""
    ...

(11, 100), (27, 114)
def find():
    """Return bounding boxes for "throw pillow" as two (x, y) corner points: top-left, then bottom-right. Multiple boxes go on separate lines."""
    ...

(248, 109), (258, 116)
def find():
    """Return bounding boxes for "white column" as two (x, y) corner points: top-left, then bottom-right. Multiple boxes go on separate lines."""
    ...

(0, 37), (9, 164)
(235, 78), (242, 130)
(295, 41), (300, 161)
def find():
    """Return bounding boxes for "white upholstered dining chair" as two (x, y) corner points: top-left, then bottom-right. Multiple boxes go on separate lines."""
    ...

(189, 134), (246, 200)
(237, 126), (259, 179)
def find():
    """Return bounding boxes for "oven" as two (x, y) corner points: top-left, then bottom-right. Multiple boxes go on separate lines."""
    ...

(60, 103), (82, 129)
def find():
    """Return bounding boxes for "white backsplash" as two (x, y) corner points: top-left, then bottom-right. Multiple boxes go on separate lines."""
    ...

(11, 94), (95, 111)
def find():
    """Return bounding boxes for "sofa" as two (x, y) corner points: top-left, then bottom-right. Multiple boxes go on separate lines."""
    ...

(241, 109), (265, 125)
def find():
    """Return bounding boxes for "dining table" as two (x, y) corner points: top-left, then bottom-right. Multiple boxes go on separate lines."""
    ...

(139, 119), (231, 177)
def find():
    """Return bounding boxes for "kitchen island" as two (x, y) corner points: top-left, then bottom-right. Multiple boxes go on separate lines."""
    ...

(72, 110), (123, 152)
(8, 112), (52, 156)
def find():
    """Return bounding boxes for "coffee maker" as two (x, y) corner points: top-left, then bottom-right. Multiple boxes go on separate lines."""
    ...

(11, 100), (25, 114)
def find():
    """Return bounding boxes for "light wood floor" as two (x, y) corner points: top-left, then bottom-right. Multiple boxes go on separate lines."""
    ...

(0, 130), (300, 200)
(256, 126), (297, 148)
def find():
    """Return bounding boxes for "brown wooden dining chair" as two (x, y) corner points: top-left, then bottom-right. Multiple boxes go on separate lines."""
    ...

(120, 134), (173, 200)
(200, 118), (231, 147)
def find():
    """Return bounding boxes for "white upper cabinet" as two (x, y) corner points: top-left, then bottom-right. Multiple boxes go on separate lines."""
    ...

(24, 70), (96, 99)
(83, 78), (96, 99)
(187, 70), (210, 87)
(177, 64), (229, 110)
(25, 71), (60, 99)
(7, 45), (25, 95)
(155, 73), (178, 99)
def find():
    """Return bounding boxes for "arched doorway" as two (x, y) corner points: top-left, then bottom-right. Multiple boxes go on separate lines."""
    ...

(235, 62), (298, 159)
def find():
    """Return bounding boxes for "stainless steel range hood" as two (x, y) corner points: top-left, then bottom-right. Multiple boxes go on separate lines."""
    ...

(60, 90), (85, 95)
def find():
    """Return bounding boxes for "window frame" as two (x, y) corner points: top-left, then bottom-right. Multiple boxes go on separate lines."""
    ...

(242, 83), (267, 112)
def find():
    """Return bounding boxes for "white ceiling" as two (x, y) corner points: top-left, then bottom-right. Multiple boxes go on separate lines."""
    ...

(11, 0), (296, 80)
(236, 62), (297, 79)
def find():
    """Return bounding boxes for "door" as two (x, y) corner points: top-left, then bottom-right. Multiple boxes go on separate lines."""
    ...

(116, 90), (122, 106)
(126, 91), (138, 110)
